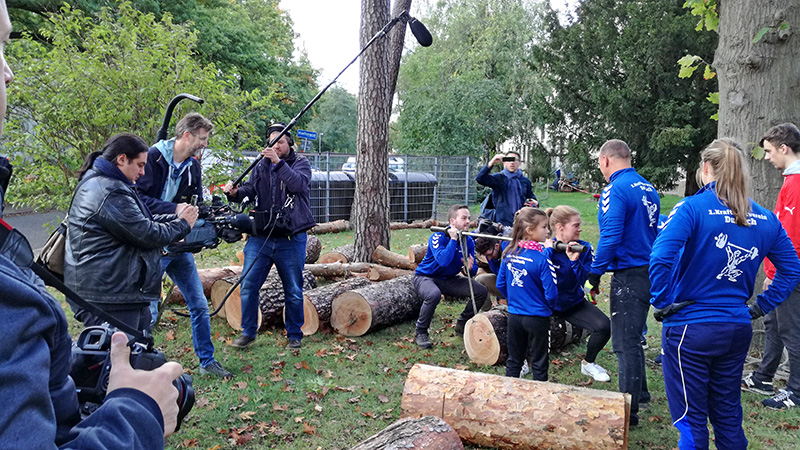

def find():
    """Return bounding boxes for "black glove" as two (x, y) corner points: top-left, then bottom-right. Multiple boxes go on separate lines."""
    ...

(749, 303), (765, 320)
(587, 272), (602, 291)
(653, 300), (696, 322)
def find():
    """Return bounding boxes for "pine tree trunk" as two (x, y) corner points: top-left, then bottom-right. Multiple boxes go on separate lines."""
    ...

(330, 274), (422, 336)
(350, 416), (463, 450)
(372, 245), (417, 270)
(311, 220), (350, 235)
(408, 244), (428, 264)
(319, 244), (356, 264)
(305, 234), (322, 264)
(304, 262), (373, 278)
(296, 277), (372, 336)
(464, 308), (508, 366)
(166, 265), (243, 304)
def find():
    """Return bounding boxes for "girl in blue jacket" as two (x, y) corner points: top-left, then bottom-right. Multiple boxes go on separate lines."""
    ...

(545, 205), (611, 382)
(497, 207), (558, 380)
(650, 139), (800, 450)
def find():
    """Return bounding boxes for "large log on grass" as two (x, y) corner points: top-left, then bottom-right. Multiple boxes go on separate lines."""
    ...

(311, 220), (350, 235)
(401, 364), (630, 450)
(319, 244), (355, 264)
(330, 275), (422, 336)
(350, 416), (463, 450)
(408, 244), (428, 264)
(464, 308), (586, 366)
(304, 262), (373, 278)
(367, 264), (414, 281)
(305, 234), (322, 264)
(166, 265), (244, 305)
(215, 270), (316, 331)
(296, 277), (373, 335)
(372, 245), (417, 270)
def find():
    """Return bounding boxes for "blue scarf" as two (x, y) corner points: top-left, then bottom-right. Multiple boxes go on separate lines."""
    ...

(93, 158), (132, 185)
(503, 168), (523, 214)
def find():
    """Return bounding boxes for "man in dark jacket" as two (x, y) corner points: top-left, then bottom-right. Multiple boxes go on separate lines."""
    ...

(222, 122), (315, 350)
(136, 113), (233, 379)
(475, 151), (537, 228)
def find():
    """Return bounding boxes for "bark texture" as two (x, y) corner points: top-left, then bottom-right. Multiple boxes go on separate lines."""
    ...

(372, 245), (417, 270)
(311, 220), (350, 235)
(166, 265), (243, 305)
(297, 277), (372, 336)
(408, 244), (428, 264)
(350, 416), (463, 450)
(330, 274), (422, 336)
(305, 234), (322, 264)
(401, 364), (630, 450)
(304, 262), (373, 278)
(367, 264), (414, 281)
(319, 244), (356, 264)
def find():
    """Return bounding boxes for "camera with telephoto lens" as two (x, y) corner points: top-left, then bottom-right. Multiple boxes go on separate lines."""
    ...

(501, 156), (517, 162)
(166, 195), (255, 254)
(70, 325), (194, 430)
(554, 240), (587, 253)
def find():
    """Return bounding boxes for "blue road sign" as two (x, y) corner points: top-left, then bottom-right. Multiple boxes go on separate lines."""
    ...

(297, 129), (318, 140)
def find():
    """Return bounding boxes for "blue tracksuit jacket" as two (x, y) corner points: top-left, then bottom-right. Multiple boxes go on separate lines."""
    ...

(591, 167), (660, 274)
(415, 231), (478, 279)
(650, 182), (800, 326)
(546, 239), (594, 312)
(497, 247), (558, 316)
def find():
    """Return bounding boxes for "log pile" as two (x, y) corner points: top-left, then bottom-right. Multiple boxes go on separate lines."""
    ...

(389, 219), (438, 230)
(319, 244), (355, 264)
(408, 244), (428, 264)
(350, 416), (463, 450)
(296, 277), (372, 336)
(331, 274), (423, 336)
(166, 265), (243, 305)
(401, 364), (630, 450)
(304, 262), (373, 279)
(372, 245), (417, 270)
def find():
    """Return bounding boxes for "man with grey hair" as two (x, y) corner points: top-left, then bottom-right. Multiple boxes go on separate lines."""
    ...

(137, 112), (233, 379)
(587, 139), (660, 427)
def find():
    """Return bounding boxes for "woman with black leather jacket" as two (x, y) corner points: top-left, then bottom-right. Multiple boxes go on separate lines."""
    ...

(64, 133), (197, 330)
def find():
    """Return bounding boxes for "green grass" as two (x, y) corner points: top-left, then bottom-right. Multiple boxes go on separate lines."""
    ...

(59, 191), (798, 449)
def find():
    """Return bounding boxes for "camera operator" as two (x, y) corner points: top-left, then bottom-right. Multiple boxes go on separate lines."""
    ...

(475, 151), (537, 229)
(65, 133), (197, 330)
(0, 2), (184, 446)
(135, 113), (233, 379)
(222, 122), (315, 350)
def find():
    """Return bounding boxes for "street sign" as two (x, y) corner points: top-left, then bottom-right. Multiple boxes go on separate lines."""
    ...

(297, 129), (318, 140)
(300, 139), (312, 152)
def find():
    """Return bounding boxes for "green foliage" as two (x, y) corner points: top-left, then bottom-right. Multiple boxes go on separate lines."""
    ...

(683, 0), (718, 31)
(306, 86), (357, 153)
(540, 0), (718, 193)
(4, 3), (270, 209)
(394, 0), (553, 162)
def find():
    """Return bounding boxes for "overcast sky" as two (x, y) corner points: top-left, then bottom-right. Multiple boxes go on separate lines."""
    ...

(279, 1), (576, 95)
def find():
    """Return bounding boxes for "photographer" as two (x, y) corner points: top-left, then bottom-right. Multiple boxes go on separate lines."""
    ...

(0, 2), (184, 446)
(135, 113), (233, 379)
(222, 122), (315, 350)
(475, 151), (537, 229)
(65, 133), (197, 330)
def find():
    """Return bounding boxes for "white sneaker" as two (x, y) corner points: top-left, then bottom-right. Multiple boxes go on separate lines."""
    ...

(581, 360), (610, 382)
(520, 360), (530, 378)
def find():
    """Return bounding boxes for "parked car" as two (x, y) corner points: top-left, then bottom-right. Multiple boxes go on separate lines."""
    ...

(340, 156), (406, 173)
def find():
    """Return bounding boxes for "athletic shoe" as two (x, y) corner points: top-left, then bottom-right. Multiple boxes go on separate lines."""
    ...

(415, 332), (432, 349)
(654, 353), (662, 364)
(231, 334), (256, 349)
(199, 361), (234, 379)
(762, 389), (799, 410)
(640, 337), (649, 350)
(520, 360), (530, 378)
(741, 373), (775, 396)
(581, 360), (610, 382)
(287, 339), (302, 349)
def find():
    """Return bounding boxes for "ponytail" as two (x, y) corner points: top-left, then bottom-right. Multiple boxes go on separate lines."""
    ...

(503, 207), (548, 258)
(77, 133), (149, 181)
(78, 151), (103, 181)
(700, 138), (751, 226)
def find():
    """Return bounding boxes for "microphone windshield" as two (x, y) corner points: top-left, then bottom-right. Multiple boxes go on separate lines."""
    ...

(408, 17), (433, 47)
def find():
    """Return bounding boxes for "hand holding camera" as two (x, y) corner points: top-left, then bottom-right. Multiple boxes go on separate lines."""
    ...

(178, 204), (198, 228)
(107, 332), (184, 437)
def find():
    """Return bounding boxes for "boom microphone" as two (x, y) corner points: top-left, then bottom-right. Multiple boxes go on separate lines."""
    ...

(408, 16), (433, 47)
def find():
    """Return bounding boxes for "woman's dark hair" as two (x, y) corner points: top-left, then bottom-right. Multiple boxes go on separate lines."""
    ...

(78, 133), (149, 180)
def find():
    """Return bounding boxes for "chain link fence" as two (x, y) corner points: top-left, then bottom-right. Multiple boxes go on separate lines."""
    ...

(303, 153), (480, 224)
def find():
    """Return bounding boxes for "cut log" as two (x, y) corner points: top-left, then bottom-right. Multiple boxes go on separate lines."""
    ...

(401, 364), (630, 450)
(304, 262), (373, 278)
(389, 219), (437, 230)
(408, 244), (428, 264)
(294, 277), (372, 336)
(372, 245), (417, 270)
(331, 275), (422, 336)
(311, 220), (350, 235)
(350, 416), (463, 450)
(166, 265), (244, 305)
(367, 265), (414, 281)
(215, 276), (260, 330)
(217, 270), (316, 331)
(464, 308), (508, 366)
(305, 234), (322, 264)
(235, 250), (245, 265)
(318, 244), (355, 264)
(463, 309), (587, 366)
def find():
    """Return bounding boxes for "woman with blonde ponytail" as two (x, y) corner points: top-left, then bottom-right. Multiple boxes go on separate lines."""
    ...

(650, 138), (800, 449)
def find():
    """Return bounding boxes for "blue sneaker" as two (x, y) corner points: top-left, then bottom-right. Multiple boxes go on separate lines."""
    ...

(762, 389), (799, 410)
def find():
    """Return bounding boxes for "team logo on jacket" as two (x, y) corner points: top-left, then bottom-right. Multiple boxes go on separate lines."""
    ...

(714, 233), (759, 282)
(508, 263), (528, 288)
(642, 196), (657, 227)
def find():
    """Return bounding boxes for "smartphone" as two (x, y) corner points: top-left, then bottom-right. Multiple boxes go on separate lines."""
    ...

(502, 156), (517, 162)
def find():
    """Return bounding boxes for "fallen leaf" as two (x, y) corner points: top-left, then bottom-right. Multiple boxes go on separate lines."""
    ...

(195, 397), (210, 408)
(181, 438), (198, 447)
(238, 411), (256, 421)
(323, 370), (334, 378)
(577, 379), (593, 387)
(272, 403), (288, 411)
(241, 365), (253, 374)
(294, 361), (311, 370)
(294, 416), (305, 423)
(232, 381), (248, 390)
(649, 416), (663, 422)
(165, 330), (175, 341)
(314, 404), (323, 412)
(454, 364), (469, 370)
(348, 396), (361, 404)
(302, 422), (316, 435)
(378, 394), (389, 403)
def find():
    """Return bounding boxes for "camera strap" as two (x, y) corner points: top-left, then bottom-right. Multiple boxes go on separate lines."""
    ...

(0, 219), (153, 348)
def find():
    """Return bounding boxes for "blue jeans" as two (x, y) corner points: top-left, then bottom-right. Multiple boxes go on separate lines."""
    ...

(662, 323), (751, 450)
(240, 233), (307, 340)
(150, 252), (215, 367)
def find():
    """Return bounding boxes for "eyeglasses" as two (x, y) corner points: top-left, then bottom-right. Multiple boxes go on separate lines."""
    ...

(0, 219), (34, 268)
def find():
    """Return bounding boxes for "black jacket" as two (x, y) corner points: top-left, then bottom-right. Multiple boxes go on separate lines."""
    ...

(65, 167), (191, 304)
(135, 144), (204, 214)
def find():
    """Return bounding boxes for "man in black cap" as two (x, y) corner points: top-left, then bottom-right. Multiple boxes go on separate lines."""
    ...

(222, 123), (315, 350)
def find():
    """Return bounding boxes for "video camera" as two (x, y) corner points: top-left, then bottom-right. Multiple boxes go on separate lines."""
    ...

(166, 195), (255, 254)
(70, 325), (194, 430)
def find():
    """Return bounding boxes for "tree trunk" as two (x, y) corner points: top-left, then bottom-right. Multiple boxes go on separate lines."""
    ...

(331, 274), (422, 336)
(372, 245), (417, 270)
(464, 308), (508, 366)
(350, 416), (463, 450)
(352, 0), (392, 262)
(311, 220), (350, 235)
(304, 262), (373, 278)
(305, 234), (322, 264)
(166, 265), (243, 304)
(387, 0), (412, 96)
(367, 264), (414, 281)
(319, 244), (356, 264)
(401, 364), (630, 450)
(297, 277), (373, 336)
(408, 244), (428, 264)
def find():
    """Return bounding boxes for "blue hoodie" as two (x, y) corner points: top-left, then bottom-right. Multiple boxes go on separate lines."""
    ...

(415, 231), (478, 279)
(546, 239), (594, 312)
(497, 246), (558, 317)
(591, 167), (660, 274)
(136, 140), (204, 215)
(650, 182), (800, 326)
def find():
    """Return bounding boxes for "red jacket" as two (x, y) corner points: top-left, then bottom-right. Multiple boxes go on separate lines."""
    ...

(764, 172), (800, 279)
